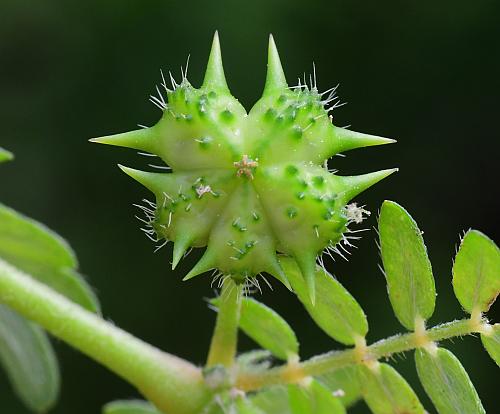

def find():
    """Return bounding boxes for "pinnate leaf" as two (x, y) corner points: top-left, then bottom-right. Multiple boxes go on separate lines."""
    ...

(415, 347), (485, 414)
(103, 400), (161, 414)
(0, 203), (99, 312)
(0, 147), (13, 163)
(358, 362), (425, 414)
(378, 200), (435, 330)
(280, 257), (368, 345)
(0, 304), (60, 413)
(316, 365), (362, 407)
(452, 230), (500, 314)
(481, 323), (500, 367)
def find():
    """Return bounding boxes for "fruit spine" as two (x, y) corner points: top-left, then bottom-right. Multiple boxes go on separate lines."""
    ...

(91, 33), (396, 302)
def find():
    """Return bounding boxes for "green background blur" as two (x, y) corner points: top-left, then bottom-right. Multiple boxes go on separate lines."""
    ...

(1, 0), (499, 413)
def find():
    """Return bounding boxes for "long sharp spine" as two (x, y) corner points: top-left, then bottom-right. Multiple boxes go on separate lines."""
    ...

(262, 34), (288, 96)
(89, 128), (156, 153)
(294, 252), (317, 305)
(183, 250), (217, 281)
(331, 126), (396, 154)
(172, 234), (194, 270)
(118, 165), (169, 194)
(336, 168), (398, 204)
(201, 31), (230, 92)
(262, 254), (292, 291)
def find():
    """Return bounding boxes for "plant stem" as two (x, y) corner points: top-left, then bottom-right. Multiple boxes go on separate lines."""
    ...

(0, 259), (211, 414)
(207, 278), (243, 368)
(236, 317), (483, 391)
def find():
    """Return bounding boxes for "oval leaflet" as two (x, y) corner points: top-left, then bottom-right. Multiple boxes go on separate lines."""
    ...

(452, 230), (500, 314)
(415, 347), (485, 414)
(378, 200), (435, 330)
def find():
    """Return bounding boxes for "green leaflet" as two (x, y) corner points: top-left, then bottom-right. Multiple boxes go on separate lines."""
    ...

(378, 201), (435, 330)
(280, 257), (368, 345)
(203, 393), (265, 414)
(415, 347), (485, 414)
(316, 365), (362, 407)
(103, 400), (161, 414)
(211, 296), (298, 360)
(481, 323), (500, 367)
(288, 384), (312, 414)
(288, 380), (346, 414)
(0, 304), (60, 413)
(234, 398), (266, 414)
(0, 147), (13, 163)
(452, 230), (500, 314)
(309, 380), (346, 414)
(252, 386), (292, 414)
(252, 382), (346, 414)
(0, 173), (98, 411)
(237, 349), (273, 371)
(358, 363), (424, 414)
(0, 203), (99, 312)
(239, 298), (299, 360)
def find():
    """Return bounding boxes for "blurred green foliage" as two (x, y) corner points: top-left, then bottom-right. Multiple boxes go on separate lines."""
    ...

(0, 0), (498, 412)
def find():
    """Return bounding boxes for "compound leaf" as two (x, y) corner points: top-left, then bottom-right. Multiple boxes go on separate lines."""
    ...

(316, 365), (362, 407)
(0, 304), (60, 413)
(378, 200), (435, 330)
(481, 323), (500, 367)
(280, 257), (368, 345)
(359, 363), (425, 414)
(0, 203), (99, 312)
(452, 230), (500, 314)
(0, 147), (13, 163)
(415, 347), (485, 414)
(103, 400), (161, 414)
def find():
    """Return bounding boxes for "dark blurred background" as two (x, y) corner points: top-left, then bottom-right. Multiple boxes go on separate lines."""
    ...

(0, 0), (498, 413)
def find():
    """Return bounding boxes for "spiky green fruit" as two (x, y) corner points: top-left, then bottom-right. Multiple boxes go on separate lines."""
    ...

(92, 33), (396, 301)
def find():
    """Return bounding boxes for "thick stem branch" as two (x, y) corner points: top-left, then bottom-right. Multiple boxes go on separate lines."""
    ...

(236, 317), (484, 391)
(0, 259), (211, 414)
(207, 278), (243, 368)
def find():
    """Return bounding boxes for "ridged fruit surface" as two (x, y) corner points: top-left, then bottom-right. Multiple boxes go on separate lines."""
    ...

(92, 33), (396, 301)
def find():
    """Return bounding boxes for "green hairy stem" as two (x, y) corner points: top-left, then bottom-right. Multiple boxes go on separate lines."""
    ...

(1, 33), (497, 414)
(236, 318), (487, 391)
(0, 255), (491, 412)
(0, 258), (211, 414)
